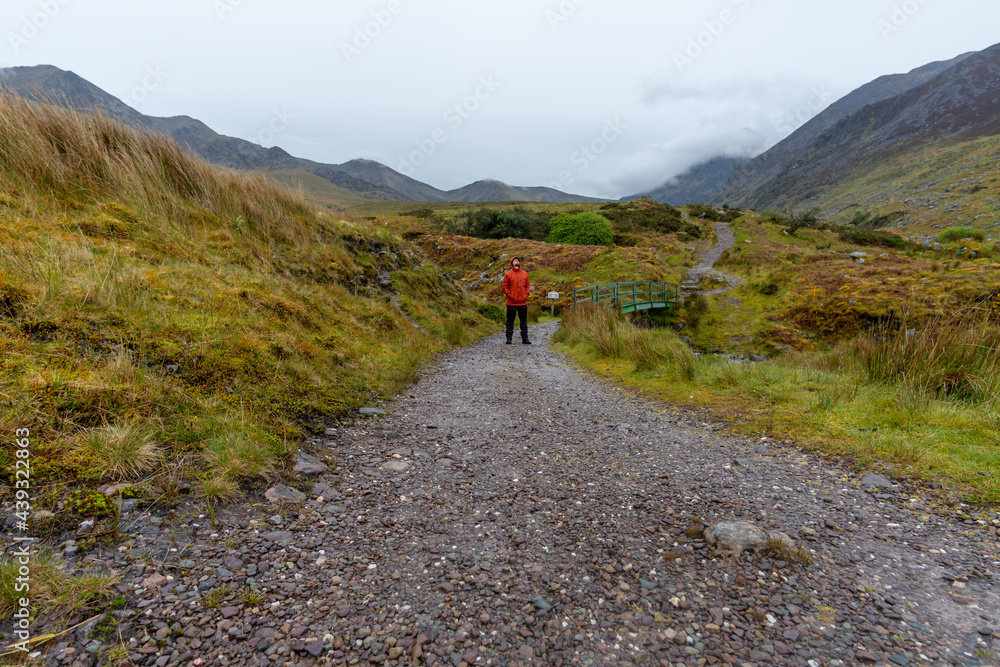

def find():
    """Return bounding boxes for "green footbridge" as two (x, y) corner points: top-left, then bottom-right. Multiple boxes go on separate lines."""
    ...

(571, 281), (680, 313)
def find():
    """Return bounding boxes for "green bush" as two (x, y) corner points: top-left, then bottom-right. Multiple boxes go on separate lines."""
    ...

(838, 227), (909, 248)
(546, 212), (614, 246)
(476, 302), (505, 322)
(457, 206), (550, 241)
(678, 222), (703, 238)
(938, 227), (985, 243)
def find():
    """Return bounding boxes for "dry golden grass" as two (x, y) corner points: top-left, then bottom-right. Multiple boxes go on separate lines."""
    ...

(80, 422), (161, 480)
(0, 91), (316, 249)
(199, 474), (242, 503)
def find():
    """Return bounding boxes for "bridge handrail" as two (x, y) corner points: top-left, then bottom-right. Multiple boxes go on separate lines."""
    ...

(571, 281), (679, 310)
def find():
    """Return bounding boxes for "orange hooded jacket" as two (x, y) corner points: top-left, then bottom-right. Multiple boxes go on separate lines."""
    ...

(502, 257), (530, 306)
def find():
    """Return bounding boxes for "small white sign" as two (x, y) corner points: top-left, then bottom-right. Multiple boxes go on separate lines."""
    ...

(547, 291), (560, 299)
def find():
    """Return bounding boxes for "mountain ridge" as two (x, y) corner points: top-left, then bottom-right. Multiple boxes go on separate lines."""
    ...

(0, 64), (598, 205)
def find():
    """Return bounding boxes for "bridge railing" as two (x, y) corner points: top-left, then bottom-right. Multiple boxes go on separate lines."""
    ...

(571, 281), (679, 313)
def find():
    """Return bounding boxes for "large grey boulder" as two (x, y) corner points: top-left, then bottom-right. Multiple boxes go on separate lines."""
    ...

(704, 521), (796, 557)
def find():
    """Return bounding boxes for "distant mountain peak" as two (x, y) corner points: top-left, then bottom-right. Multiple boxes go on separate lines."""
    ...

(628, 156), (744, 205)
(714, 43), (1000, 209)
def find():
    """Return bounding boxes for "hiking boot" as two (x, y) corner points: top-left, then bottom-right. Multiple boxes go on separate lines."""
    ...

(522, 339), (531, 345)
(505, 338), (512, 345)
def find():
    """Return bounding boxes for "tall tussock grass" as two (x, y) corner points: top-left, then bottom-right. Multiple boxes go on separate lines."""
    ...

(841, 308), (1000, 404)
(555, 303), (694, 374)
(0, 91), (315, 247)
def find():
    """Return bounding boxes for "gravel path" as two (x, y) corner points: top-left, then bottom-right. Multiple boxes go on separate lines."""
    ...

(682, 223), (742, 297)
(31, 323), (1000, 667)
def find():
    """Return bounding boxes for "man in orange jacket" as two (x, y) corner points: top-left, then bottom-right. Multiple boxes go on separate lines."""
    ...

(502, 256), (531, 344)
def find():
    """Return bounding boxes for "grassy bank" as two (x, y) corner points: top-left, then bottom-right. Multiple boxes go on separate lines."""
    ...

(554, 304), (1000, 503)
(0, 92), (497, 531)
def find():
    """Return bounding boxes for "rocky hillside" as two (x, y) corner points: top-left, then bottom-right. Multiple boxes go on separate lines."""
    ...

(630, 156), (743, 205)
(715, 44), (999, 213)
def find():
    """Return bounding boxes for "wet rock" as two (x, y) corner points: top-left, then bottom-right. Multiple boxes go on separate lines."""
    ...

(861, 473), (893, 488)
(265, 484), (307, 503)
(304, 639), (324, 657)
(293, 452), (328, 477)
(262, 530), (295, 544)
(532, 595), (552, 611)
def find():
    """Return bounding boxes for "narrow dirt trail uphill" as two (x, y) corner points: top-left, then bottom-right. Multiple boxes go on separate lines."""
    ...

(682, 222), (742, 297)
(118, 323), (1000, 667)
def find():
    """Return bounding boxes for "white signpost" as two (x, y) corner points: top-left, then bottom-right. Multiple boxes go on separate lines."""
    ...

(547, 291), (560, 317)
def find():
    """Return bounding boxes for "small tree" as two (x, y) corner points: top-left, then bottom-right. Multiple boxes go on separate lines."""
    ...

(784, 207), (820, 236)
(546, 212), (614, 246)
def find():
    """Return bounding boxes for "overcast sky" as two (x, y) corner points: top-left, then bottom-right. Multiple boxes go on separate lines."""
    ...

(3, 1), (998, 199)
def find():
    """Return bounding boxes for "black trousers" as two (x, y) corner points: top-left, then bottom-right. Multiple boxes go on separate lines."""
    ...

(506, 305), (528, 341)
